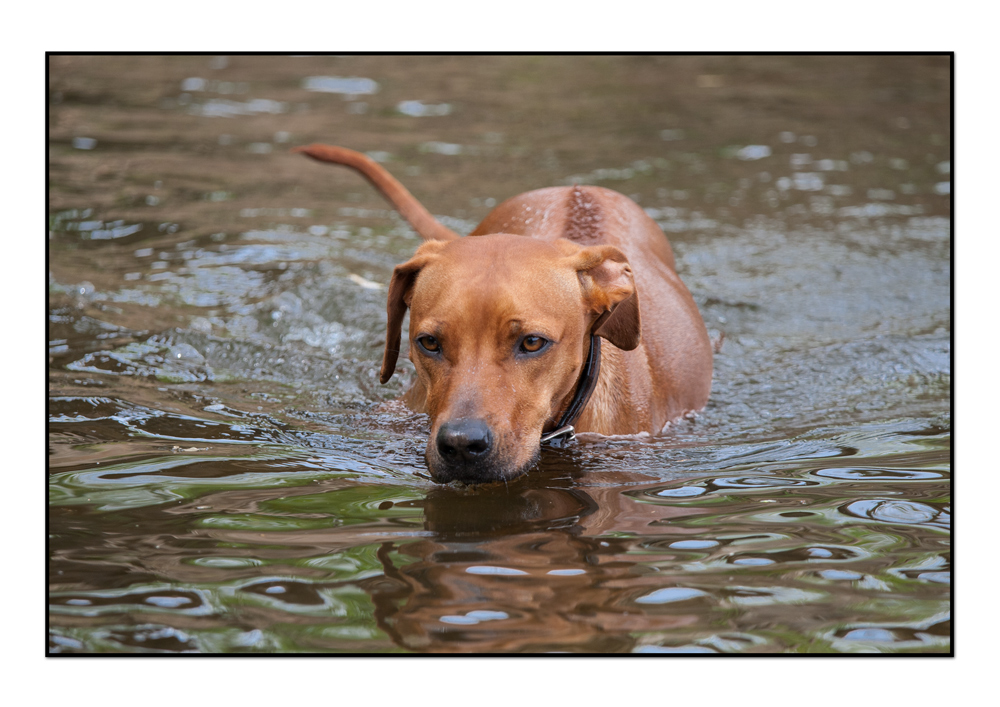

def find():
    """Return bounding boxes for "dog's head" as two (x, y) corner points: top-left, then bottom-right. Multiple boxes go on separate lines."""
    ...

(380, 234), (640, 484)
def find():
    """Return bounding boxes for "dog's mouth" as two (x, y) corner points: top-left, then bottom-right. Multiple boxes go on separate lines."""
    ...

(427, 450), (540, 485)
(421, 416), (538, 485)
(425, 428), (541, 485)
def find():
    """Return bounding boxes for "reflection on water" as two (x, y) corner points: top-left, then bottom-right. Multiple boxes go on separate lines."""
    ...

(48, 55), (950, 653)
(48, 397), (950, 653)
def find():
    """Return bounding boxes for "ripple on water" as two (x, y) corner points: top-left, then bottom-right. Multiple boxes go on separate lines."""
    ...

(840, 499), (950, 530)
(740, 545), (864, 564)
(669, 540), (719, 550)
(639, 474), (820, 503)
(887, 554), (951, 584)
(709, 476), (821, 489)
(439, 610), (509, 625)
(655, 486), (706, 498)
(50, 587), (210, 617)
(827, 613), (950, 652)
(818, 569), (864, 581)
(720, 586), (827, 607)
(813, 467), (945, 481)
(634, 645), (718, 654)
(66, 339), (214, 383)
(635, 587), (709, 604)
(105, 626), (198, 653)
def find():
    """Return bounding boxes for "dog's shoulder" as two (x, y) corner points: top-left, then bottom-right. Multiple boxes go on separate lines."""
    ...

(470, 186), (639, 241)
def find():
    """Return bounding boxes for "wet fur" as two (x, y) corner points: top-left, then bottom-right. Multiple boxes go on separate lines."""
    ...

(295, 144), (713, 482)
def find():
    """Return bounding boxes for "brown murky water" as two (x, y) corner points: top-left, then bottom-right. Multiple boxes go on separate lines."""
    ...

(48, 55), (950, 654)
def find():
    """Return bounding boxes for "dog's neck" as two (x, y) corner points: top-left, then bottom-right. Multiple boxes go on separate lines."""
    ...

(546, 334), (601, 435)
(573, 341), (647, 435)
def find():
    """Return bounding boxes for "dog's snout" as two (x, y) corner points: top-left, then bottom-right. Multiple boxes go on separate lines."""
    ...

(436, 419), (493, 463)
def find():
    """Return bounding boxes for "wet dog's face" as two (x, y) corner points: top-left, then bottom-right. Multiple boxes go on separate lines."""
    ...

(379, 235), (639, 484)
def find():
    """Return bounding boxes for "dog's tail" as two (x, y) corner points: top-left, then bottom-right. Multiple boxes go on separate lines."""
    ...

(293, 144), (460, 242)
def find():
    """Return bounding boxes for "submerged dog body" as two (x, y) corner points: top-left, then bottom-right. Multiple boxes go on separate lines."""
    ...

(296, 145), (713, 483)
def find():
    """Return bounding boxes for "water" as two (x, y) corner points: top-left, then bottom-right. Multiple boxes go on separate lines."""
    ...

(48, 55), (950, 654)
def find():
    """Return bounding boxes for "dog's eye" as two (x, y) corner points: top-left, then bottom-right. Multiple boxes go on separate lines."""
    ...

(519, 335), (548, 354)
(417, 335), (440, 354)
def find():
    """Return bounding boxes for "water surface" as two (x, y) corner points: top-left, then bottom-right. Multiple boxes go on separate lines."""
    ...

(48, 55), (950, 654)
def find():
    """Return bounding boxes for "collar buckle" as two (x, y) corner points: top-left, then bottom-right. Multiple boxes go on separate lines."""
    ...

(540, 425), (575, 445)
(539, 334), (601, 447)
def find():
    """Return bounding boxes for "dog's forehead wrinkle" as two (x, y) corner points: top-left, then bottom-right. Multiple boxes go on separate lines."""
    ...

(422, 275), (574, 334)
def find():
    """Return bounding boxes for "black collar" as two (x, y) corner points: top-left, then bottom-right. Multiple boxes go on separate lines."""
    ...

(540, 335), (602, 445)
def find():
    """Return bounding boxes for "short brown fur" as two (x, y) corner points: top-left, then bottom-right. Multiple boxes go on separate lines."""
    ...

(295, 144), (713, 483)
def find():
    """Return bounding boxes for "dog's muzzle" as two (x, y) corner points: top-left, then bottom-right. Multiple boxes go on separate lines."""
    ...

(436, 419), (493, 464)
(429, 418), (536, 484)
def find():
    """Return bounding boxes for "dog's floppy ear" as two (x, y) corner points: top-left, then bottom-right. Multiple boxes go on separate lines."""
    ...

(381, 240), (447, 383)
(563, 243), (641, 351)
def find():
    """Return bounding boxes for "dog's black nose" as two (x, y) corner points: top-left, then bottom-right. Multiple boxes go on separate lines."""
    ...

(436, 419), (493, 464)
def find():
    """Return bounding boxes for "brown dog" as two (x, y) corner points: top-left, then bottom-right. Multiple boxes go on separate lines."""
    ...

(295, 145), (713, 484)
